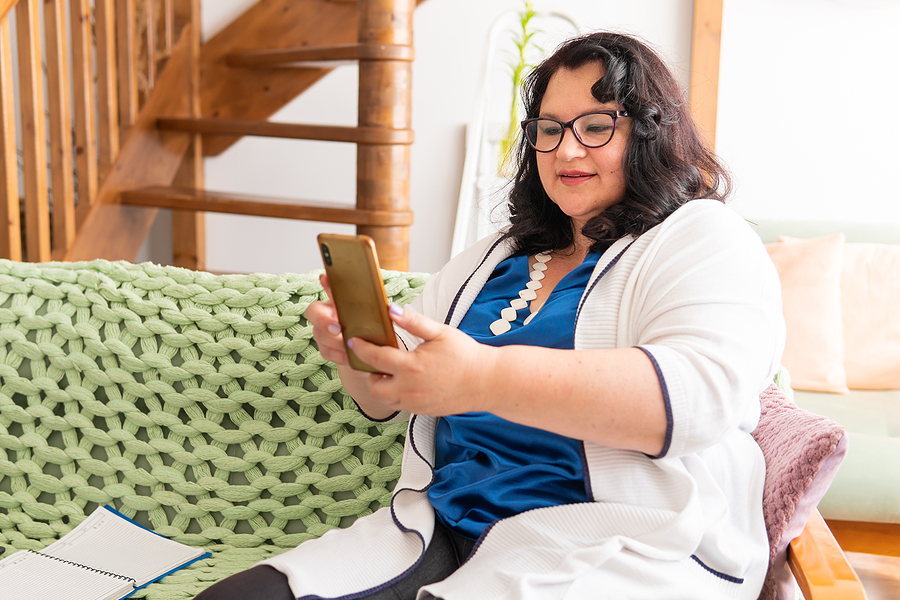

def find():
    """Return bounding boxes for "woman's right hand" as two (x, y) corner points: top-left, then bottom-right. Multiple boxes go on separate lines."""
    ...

(306, 274), (398, 420)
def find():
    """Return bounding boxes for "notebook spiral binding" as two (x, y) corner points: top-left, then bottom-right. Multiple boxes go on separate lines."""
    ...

(27, 550), (137, 584)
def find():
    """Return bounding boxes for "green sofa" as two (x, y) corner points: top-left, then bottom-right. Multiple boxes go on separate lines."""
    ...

(752, 220), (900, 535)
(0, 259), (428, 599)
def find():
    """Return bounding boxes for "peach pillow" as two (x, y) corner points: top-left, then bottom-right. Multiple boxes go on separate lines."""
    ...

(840, 243), (900, 389)
(766, 235), (848, 394)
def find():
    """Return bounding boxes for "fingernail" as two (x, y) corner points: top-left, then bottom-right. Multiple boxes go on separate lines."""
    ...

(327, 324), (341, 335)
(389, 303), (404, 317)
(346, 338), (355, 349)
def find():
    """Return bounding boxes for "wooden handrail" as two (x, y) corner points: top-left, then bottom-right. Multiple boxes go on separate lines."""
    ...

(789, 510), (868, 600)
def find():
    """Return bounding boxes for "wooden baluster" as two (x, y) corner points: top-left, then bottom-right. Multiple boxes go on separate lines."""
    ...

(172, 0), (204, 271)
(45, 0), (77, 258)
(71, 0), (99, 227)
(356, 0), (415, 271)
(0, 16), (19, 261)
(16, 0), (51, 262)
(146, 0), (157, 91)
(95, 0), (120, 181)
(117, 0), (138, 139)
(163, 0), (174, 54)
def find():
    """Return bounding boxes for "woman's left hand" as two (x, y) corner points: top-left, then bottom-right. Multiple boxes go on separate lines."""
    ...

(347, 305), (495, 417)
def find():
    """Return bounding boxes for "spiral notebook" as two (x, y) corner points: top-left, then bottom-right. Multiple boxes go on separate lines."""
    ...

(0, 506), (210, 600)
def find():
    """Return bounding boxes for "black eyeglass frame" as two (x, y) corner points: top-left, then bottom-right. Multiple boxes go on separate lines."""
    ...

(520, 110), (630, 153)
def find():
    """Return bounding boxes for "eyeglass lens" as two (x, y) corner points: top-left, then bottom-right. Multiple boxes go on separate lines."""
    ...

(525, 113), (617, 152)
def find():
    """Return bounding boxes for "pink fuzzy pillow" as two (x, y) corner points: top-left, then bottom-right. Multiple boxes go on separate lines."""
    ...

(751, 384), (848, 600)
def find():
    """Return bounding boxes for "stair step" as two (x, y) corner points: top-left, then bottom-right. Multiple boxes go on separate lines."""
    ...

(157, 117), (413, 145)
(226, 43), (414, 69)
(119, 186), (414, 227)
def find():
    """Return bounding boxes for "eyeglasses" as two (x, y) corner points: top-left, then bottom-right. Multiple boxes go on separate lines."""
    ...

(521, 110), (630, 152)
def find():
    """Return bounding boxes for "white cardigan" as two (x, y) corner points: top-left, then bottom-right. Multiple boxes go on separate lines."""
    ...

(261, 200), (786, 600)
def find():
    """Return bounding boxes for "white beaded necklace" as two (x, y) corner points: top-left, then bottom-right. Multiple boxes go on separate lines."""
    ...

(489, 251), (552, 335)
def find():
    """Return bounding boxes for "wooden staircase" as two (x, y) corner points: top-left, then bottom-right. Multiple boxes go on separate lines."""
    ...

(0, 0), (425, 271)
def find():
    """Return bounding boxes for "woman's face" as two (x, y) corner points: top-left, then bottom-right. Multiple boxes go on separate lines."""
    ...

(535, 62), (630, 234)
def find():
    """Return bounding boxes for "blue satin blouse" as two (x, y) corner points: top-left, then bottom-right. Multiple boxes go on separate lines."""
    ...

(427, 250), (603, 540)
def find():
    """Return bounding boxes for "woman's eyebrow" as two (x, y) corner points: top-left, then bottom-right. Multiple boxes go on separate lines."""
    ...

(538, 107), (618, 120)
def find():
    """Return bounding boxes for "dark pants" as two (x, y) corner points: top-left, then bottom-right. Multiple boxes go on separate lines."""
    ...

(193, 520), (476, 600)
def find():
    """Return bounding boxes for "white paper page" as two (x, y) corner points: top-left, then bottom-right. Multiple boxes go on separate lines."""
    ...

(41, 507), (205, 586)
(0, 550), (132, 600)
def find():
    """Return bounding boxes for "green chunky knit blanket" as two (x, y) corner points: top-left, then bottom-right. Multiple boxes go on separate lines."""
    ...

(0, 259), (427, 599)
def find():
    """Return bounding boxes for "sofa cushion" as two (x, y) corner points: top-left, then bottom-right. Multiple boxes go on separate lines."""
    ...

(765, 235), (848, 393)
(793, 389), (900, 437)
(840, 243), (900, 389)
(793, 389), (900, 525)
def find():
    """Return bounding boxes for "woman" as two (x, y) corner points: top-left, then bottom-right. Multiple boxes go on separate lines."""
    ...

(197, 32), (784, 600)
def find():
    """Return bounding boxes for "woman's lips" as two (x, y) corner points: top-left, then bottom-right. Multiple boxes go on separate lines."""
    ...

(558, 170), (595, 186)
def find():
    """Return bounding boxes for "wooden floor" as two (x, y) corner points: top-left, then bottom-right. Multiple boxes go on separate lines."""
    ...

(846, 552), (900, 599)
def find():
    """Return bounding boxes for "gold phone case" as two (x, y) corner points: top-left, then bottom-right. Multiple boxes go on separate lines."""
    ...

(317, 234), (397, 373)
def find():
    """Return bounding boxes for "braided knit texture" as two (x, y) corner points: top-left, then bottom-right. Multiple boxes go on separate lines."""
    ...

(0, 259), (427, 598)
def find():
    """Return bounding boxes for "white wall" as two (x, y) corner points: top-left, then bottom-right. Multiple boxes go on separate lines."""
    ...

(137, 0), (900, 273)
(717, 0), (900, 224)
(140, 0), (693, 274)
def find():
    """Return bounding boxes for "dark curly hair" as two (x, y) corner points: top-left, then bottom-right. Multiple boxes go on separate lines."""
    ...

(504, 31), (731, 254)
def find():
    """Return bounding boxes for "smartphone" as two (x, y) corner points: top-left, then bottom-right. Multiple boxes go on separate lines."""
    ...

(317, 234), (398, 373)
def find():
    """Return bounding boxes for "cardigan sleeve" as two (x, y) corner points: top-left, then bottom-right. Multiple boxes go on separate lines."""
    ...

(626, 201), (786, 459)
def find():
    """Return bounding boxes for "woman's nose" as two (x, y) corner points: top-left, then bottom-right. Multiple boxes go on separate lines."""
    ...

(555, 128), (587, 160)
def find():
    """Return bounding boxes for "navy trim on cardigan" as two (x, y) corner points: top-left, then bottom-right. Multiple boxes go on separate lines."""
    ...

(635, 346), (673, 459)
(573, 240), (635, 331)
(690, 554), (745, 584)
(579, 442), (593, 500)
(352, 400), (401, 423)
(445, 238), (506, 326)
